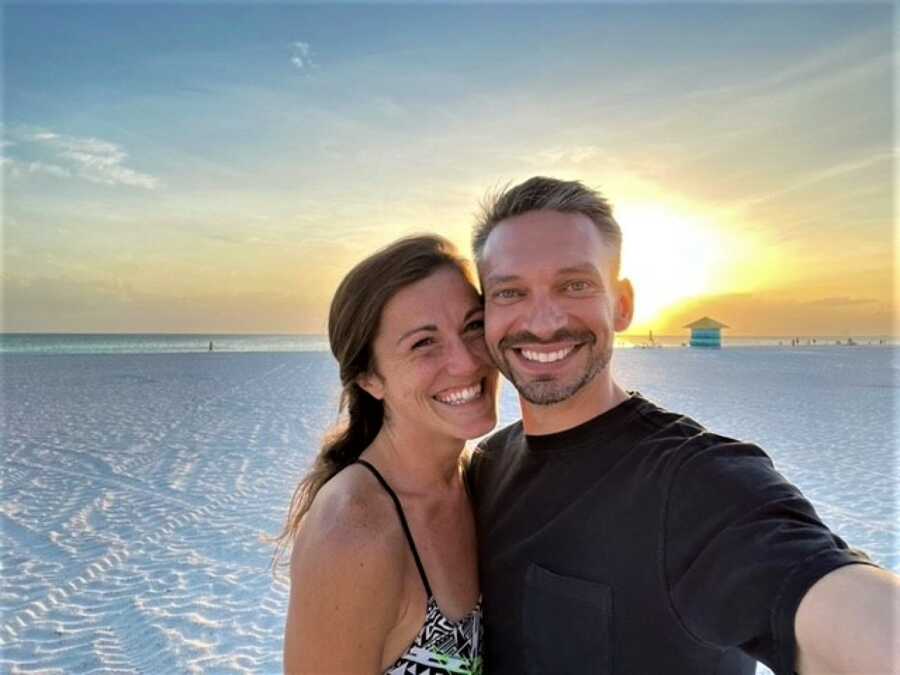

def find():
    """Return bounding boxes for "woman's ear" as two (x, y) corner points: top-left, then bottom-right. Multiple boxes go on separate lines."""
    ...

(356, 372), (385, 401)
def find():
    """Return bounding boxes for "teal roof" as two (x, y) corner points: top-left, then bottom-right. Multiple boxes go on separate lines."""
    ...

(684, 316), (729, 330)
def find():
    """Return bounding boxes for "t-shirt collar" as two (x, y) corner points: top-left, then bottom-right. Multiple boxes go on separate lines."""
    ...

(523, 392), (645, 454)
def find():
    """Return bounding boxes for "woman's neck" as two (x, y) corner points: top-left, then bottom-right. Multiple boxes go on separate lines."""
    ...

(360, 424), (464, 498)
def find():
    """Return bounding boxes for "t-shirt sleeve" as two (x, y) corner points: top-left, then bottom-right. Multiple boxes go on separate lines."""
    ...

(663, 439), (875, 675)
(462, 444), (484, 505)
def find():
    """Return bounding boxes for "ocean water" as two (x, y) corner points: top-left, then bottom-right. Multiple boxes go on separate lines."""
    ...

(0, 346), (896, 674)
(0, 334), (329, 355)
(1, 333), (894, 355)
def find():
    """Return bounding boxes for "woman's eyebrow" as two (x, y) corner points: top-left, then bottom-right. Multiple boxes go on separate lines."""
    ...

(396, 325), (437, 345)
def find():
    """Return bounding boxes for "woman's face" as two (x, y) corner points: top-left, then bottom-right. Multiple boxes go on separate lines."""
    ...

(361, 265), (499, 443)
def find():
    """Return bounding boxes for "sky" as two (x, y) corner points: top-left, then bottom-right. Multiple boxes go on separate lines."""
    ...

(2, 2), (895, 336)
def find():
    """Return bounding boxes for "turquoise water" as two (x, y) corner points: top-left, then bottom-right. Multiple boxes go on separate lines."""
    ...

(0, 333), (330, 354)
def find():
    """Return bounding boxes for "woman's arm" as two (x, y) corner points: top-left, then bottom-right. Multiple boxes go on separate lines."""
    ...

(283, 489), (406, 674)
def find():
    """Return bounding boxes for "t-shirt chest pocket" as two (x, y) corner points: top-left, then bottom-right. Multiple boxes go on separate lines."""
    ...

(522, 563), (614, 675)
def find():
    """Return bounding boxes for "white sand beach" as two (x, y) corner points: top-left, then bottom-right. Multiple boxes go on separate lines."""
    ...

(1, 346), (896, 674)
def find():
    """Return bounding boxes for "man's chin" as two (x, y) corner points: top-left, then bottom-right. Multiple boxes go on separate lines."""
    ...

(504, 349), (611, 406)
(512, 375), (587, 406)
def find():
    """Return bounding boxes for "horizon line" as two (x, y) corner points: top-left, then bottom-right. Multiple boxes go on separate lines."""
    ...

(1, 331), (896, 339)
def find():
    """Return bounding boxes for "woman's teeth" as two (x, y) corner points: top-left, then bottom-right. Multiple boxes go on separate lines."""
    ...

(436, 383), (482, 405)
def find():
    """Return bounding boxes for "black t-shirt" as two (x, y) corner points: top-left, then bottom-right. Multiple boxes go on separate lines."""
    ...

(467, 393), (873, 675)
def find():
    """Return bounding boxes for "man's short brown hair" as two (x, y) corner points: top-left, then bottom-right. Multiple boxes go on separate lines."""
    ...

(472, 176), (622, 269)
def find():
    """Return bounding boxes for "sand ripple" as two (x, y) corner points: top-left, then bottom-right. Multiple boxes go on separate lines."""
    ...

(2, 348), (895, 674)
(2, 353), (337, 673)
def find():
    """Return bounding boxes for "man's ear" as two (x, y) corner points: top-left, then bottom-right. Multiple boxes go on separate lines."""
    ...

(614, 278), (635, 332)
(356, 371), (385, 401)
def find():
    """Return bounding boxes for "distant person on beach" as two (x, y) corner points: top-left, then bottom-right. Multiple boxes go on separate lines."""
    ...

(279, 236), (497, 674)
(466, 176), (899, 675)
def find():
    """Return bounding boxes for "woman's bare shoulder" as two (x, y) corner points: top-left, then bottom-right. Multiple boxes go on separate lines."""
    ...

(291, 463), (407, 575)
(284, 465), (411, 672)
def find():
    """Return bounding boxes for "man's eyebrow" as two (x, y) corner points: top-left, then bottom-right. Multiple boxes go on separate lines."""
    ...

(397, 325), (436, 345)
(483, 274), (521, 286)
(485, 264), (599, 286)
(558, 263), (600, 275)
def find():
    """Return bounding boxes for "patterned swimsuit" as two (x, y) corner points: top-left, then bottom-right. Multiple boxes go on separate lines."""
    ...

(354, 460), (483, 675)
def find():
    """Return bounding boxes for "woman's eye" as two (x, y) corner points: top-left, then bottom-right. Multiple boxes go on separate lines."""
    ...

(465, 319), (485, 333)
(412, 337), (435, 350)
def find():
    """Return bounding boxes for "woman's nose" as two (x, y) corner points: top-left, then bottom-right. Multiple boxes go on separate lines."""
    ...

(446, 336), (481, 375)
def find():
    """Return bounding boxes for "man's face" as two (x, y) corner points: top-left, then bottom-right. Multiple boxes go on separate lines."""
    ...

(478, 209), (632, 406)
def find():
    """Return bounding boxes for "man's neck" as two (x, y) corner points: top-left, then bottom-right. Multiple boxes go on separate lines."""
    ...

(520, 374), (629, 436)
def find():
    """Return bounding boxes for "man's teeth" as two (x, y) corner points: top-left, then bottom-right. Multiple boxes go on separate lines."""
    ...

(520, 347), (574, 363)
(436, 383), (482, 406)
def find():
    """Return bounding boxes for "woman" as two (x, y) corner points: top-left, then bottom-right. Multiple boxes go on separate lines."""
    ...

(278, 235), (498, 674)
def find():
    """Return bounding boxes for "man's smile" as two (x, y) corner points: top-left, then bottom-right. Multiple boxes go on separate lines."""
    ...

(507, 342), (586, 373)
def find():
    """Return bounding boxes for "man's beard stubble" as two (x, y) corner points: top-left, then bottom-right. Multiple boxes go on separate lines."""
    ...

(493, 329), (612, 406)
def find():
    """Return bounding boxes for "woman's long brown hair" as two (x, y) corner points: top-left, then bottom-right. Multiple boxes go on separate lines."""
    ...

(273, 234), (475, 565)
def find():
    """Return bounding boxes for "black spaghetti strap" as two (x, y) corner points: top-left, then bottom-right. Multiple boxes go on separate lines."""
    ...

(353, 459), (433, 598)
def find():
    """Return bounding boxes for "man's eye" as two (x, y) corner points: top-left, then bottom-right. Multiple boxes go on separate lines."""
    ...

(493, 289), (522, 300)
(565, 280), (591, 292)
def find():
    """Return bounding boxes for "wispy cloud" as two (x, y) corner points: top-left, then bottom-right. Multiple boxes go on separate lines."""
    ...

(733, 150), (894, 211)
(2, 157), (72, 178)
(290, 41), (315, 71)
(683, 26), (888, 106)
(5, 128), (159, 189)
(802, 296), (877, 307)
(519, 145), (609, 168)
(627, 26), (891, 173)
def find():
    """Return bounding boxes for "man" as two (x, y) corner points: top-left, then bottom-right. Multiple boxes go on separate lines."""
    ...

(467, 176), (899, 674)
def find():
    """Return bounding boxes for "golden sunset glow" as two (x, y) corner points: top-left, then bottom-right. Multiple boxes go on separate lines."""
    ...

(618, 202), (749, 332)
(3, 5), (892, 337)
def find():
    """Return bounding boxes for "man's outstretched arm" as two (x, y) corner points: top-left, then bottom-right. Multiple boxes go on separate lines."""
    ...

(795, 564), (900, 674)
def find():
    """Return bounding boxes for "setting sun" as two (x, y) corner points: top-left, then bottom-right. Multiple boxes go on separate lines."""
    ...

(617, 202), (738, 331)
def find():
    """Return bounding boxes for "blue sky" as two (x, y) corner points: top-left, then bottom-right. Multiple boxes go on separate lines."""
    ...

(2, 3), (894, 334)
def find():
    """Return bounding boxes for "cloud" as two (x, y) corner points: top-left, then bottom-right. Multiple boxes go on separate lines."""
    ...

(655, 291), (891, 336)
(801, 296), (877, 307)
(732, 150), (894, 211)
(6, 128), (159, 189)
(2, 156), (71, 179)
(27, 160), (72, 178)
(1, 272), (327, 334)
(521, 145), (607, 167)
(290, 41), (315, 71)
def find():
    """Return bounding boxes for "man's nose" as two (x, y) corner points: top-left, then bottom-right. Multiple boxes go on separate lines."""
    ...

(525, 294), (566, 339)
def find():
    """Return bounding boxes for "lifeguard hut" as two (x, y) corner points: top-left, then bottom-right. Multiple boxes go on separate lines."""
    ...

(684, 317), (729, 348)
